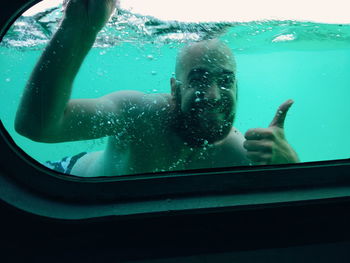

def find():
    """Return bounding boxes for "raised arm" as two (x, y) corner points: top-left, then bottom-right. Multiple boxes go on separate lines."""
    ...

(15, 0), (122, 143)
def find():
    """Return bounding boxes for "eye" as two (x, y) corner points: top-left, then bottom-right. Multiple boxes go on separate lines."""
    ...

(218, 75), (235, 88)
(220, 86), (230, 91)
(189, 78), (206, 89)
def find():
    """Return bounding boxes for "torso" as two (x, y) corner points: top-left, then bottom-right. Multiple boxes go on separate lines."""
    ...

(71, 94), (249, 177)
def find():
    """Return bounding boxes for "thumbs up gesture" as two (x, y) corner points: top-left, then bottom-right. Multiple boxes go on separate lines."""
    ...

(243, 99), (299, 165)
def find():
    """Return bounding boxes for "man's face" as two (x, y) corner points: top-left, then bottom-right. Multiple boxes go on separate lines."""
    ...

(174, 42), (237, 146)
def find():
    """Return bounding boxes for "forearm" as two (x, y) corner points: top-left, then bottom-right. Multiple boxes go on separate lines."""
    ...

(15, 19), (98, 140)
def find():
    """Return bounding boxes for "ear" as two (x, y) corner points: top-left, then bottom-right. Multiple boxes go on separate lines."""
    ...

(170, 77), (181, 98)
(235, 80), (238, 102)
(170, 77), (182, 111)
(170, 77), (177, 96)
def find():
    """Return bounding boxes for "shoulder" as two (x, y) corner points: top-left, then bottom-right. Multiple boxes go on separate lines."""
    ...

(212, 127), (250, 166)
(139, 93), (172, 109)
(129, 92), (173, 120)
(102, 90), (146, 106)
(105, 91), (172, 134)
(224, 127), (245, 146)
(103, 91), (171, 110)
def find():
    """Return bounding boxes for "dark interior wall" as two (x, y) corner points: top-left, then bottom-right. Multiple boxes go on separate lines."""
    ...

(2, 197), (350, 262)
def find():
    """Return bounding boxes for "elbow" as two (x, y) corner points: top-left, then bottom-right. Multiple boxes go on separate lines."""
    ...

(14, 115), (49, 142)
(15, 109), (63, 143)
(14, 115), (28, 138)
(15, 119), (61, 143)
(14, 120), (43, 142)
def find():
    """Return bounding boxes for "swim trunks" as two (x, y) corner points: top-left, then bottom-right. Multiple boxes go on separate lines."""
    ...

(44, 152), (87, 174)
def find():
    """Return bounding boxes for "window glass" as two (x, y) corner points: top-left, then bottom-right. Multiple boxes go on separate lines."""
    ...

(1, 0), (349, 177)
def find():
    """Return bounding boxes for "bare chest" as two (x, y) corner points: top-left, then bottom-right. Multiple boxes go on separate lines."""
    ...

(126, 136), (243, 174)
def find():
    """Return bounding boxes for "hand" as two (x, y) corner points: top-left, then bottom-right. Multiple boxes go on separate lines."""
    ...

(62, 0), (118, 33)
(243, 99), (299, 165)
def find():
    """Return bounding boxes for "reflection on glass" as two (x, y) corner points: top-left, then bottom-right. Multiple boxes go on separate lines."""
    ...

(1, 0), (349, 177)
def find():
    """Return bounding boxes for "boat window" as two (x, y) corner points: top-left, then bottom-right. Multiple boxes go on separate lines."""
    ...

(1, 0), (349, 177)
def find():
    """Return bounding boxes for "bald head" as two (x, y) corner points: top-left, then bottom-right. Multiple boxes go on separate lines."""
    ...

(175, 39), (236, 81)
(171, 39), (237, 146)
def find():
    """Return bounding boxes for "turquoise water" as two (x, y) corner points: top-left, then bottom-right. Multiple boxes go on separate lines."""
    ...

(1, 8), (350, 169)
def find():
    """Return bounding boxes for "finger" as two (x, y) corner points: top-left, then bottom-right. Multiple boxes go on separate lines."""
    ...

(269, 99), (294, 129)
(251, 161), (269, 166)
(243, 140), (273, 152)
(246, 151), (272, 162)
(63, 0), (69, 9)
(110, 0), (119, 10)
(245, 128), (274, 140)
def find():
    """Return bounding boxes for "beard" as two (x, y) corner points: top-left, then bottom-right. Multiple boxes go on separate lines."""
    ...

(173, 107), (235, 147)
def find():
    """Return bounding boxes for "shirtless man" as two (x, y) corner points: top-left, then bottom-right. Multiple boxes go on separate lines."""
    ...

(15, 0), (298, 177)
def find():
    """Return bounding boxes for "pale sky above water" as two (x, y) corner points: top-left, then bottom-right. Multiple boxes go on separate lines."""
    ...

(23, 0), (350, 23)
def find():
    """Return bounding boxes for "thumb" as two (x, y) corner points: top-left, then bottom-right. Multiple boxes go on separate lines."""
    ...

(269, 99), (294, 129)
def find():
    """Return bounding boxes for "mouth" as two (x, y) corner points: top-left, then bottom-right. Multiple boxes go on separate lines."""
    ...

(187, 99), (233, 122)
(195, 101), (225, 112)
(198, 108), (227, 122)
(206, 102), (228, 113)
(213, 105), (226, 114)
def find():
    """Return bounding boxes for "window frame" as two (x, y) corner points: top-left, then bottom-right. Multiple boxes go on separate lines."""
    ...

(1, 0), (350, 221)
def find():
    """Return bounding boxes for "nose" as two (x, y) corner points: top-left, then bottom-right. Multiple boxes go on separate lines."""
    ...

(204, 82), (221, 101)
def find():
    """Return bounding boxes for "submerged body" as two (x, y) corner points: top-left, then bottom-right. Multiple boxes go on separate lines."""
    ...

(15, 0), (298, 177)
(71, 94), (248, 177)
